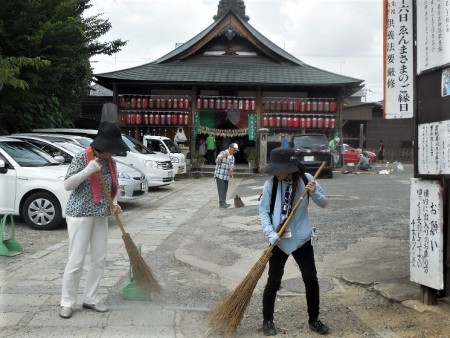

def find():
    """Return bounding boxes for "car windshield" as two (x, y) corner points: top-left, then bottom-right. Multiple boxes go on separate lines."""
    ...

(55, 142), (85, 154)
(74, 137), (93, 148)
(122, 135), (154, 155)
(163, 139), (181, 153)
(293, 135), (328, 149)
(0, 141), (61, 167)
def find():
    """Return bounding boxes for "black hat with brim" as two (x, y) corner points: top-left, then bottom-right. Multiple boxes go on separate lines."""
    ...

(262, 147), (299, 175)
(90, 121), (130, 154)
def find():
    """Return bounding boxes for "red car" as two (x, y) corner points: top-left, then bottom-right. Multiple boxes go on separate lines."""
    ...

(342, 144), (376, 164)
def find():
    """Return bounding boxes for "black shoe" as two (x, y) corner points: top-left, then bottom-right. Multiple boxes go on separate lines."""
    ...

(220, 203), (230, 208)
(262, 320), (277, 336)
(309, 319), (329, 334)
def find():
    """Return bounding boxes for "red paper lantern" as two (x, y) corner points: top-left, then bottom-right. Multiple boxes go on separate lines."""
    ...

(154, 113), (160, 125)
(305, 117), (311, 128)
(317, 100), (324, 112)
(287, 116), (293, 128)
(142, 97), (149, 109)
(330, 100), (337, 112)
(317, 117), (324, 129)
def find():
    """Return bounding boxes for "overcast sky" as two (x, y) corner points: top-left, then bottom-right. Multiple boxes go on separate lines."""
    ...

(87, 0), (384, 102)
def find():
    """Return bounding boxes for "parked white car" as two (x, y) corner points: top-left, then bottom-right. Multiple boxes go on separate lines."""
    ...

(142, 135), (186, 174)
(33, 128), (175, 188)
(9, 134), (148, 202)
(0, 137), (70, 230)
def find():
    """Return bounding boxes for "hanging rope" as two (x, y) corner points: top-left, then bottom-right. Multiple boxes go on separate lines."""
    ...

(198, 126), (248, 137)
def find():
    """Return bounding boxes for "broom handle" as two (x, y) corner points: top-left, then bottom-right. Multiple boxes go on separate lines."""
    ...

(231, 173), (237, 192)
(96, 171), (127, 237)
(275, 161), (326, 239)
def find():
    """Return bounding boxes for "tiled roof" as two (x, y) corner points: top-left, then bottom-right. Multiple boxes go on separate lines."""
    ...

(96, 62), (361, 86)
(95, 9), (362, 89)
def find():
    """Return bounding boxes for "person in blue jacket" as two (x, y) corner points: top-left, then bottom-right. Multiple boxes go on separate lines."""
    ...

(259, 147), (329, 335)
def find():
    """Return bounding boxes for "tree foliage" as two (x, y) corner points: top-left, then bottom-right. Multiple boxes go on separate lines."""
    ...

(0, 0), (126, 135)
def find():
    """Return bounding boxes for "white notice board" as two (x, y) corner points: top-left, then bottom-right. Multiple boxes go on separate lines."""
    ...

(416, 0), (450, 73)
(418, 120), (450, 175)
(410, 179), (444, 290)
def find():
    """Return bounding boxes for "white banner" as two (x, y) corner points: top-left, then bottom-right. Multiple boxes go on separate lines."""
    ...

(384, 0), (414, 119)
(410, 179), (444, 290)
(416, 0), (450, 74)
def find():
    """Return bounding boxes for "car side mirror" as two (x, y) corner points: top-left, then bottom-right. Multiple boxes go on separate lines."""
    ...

(54, 155), (65, 163)
(0, 159), (7, 174)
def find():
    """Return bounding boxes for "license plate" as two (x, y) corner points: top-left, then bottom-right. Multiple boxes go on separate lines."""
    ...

(304, 156), (314, 161)
(141, 182), (147, 191)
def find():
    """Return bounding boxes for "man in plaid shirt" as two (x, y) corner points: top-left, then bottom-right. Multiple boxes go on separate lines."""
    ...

(214, 143), (239, 208)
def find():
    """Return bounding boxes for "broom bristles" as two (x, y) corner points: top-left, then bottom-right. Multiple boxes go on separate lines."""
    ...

(234, 196), (245, 208)
(122, 233), (163, 295)
(207, 246), (273, 336)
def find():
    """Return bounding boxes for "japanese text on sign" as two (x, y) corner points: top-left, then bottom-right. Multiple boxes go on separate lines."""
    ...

(417, 0), (450, 73)
(418, 120), (450, 175)
(410, 179), (443, 290)
(384, 0), (414, 119)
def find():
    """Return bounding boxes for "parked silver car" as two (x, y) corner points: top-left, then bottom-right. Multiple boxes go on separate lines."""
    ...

(10, 134), (148, 202)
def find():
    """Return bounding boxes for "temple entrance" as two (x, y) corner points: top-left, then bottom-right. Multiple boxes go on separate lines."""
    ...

(195, 110), (256, 164)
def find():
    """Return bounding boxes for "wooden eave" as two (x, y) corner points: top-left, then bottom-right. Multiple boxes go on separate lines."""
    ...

(164, 12), (293, 65)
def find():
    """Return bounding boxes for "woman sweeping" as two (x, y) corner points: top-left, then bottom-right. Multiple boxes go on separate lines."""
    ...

(59, 121), (129, 319)
(259, 147), (329, 335)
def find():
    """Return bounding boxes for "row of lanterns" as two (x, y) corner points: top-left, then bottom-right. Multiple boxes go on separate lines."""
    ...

(264, 98), (337, 113)
(196, 97), (256, 111)
(124, 112), (190, 126)
(119, 95), (191, 110)
(262, 114), (336, 129)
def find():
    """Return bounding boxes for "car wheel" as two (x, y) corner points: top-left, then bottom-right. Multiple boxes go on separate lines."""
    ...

(327, 169), (333, 178)
(21, 192), (63, 230)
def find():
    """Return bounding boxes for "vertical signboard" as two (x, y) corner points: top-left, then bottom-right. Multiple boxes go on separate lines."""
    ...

(248, 114), (256, 141)
(410, 179), (444, 290)
(384, 0), (414, 119)
(193, 111), (200, 138)
(416, 1), (450, 74)
(418, 120), (450, 175)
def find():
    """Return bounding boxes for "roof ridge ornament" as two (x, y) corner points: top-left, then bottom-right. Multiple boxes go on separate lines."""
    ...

(214, 0), (250, 22)
(217, 23), (243, 40)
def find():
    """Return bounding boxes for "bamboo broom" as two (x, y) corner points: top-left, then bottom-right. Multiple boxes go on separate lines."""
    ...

(97, 172), (163, 296)
(207, 162), (326, 337)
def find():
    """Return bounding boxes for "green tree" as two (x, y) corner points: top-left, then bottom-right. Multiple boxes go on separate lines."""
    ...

(0, 0), (126, 135)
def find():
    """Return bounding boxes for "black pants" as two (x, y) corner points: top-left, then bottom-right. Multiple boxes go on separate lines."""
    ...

(215, 177), (229, 206)
(207, 149), (215, 164)
(262, 242), (320, 322)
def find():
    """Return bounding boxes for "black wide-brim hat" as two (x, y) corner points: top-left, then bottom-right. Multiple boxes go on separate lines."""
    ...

(90, 121), (130, 154)
(262, 147), (299, 175)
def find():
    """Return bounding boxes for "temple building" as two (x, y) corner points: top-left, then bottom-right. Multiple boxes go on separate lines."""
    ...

(94, 0), (363, 165)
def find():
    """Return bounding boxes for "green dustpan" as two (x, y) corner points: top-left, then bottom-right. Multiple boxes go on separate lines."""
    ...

(1, 214), (23, 257)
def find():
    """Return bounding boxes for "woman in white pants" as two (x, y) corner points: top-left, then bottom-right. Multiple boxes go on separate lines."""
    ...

(59, 121), (129, 319)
